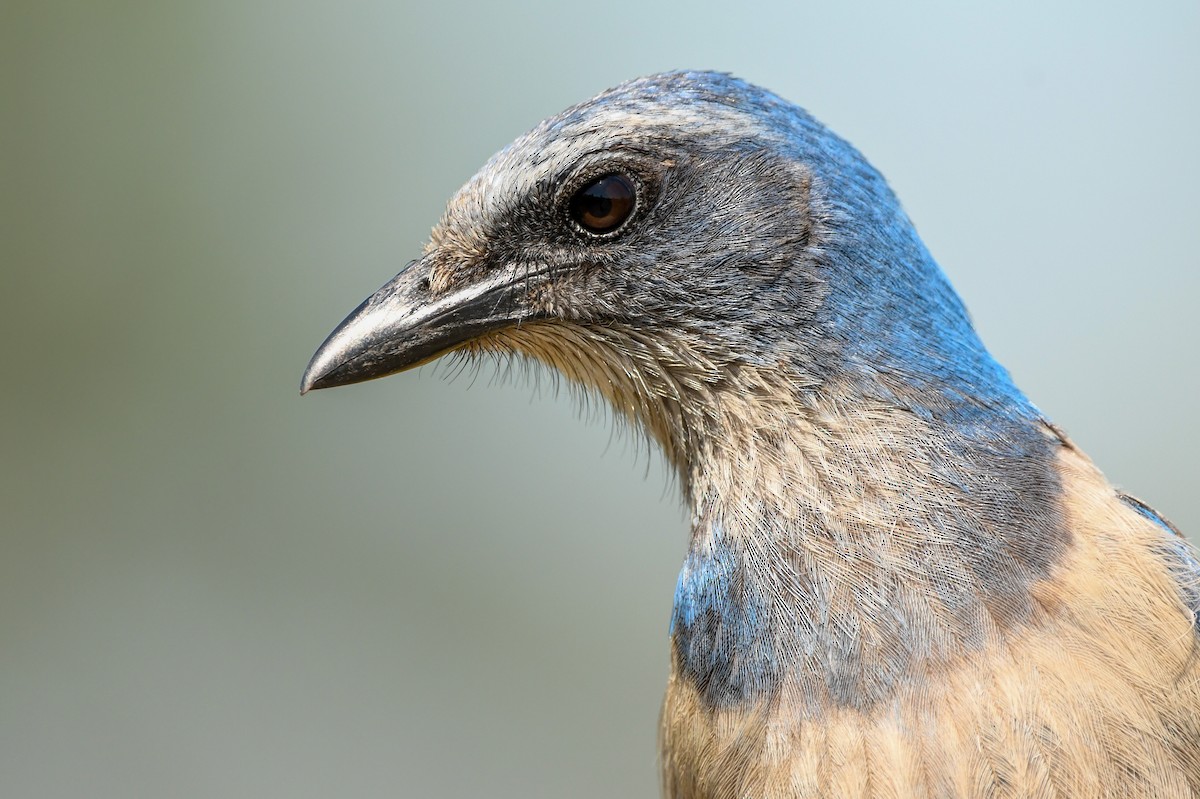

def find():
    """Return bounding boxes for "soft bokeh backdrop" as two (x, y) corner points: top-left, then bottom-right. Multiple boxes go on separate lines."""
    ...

(3, 1), (1197, 797)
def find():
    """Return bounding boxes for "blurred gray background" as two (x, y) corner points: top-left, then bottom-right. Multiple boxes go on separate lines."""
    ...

(3, 1), (1197, 797)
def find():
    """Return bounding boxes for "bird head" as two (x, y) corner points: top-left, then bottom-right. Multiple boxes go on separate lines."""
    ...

(302, 71), (1031, 479)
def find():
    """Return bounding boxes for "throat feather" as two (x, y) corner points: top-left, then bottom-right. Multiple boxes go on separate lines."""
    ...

(669, 402), (1071, 713)
(478, 320), (1072, 712)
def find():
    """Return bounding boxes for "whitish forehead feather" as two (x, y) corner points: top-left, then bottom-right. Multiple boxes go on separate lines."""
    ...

(451, 99), (777, 225)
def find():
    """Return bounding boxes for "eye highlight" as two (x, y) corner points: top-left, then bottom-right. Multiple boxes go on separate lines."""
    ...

(569, 173), (636, 234)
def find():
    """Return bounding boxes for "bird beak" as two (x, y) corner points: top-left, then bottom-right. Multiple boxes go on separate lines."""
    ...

(300, 258), (536, 394)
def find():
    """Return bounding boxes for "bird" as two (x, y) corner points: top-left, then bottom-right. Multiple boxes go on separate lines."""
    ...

(301, 71), (1200, 798)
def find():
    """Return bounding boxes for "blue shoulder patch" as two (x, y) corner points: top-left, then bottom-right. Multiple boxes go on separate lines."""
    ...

(670, 527), (781, 706)
(1119, 492), (1200, 628)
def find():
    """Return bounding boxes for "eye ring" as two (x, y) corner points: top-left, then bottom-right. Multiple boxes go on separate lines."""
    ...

(568, 173), (637, 235)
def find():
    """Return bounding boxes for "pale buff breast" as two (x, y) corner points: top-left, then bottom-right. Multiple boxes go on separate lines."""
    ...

(661, 438), (1200, 799)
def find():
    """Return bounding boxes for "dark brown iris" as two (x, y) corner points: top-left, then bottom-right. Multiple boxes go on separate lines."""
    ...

(569, 173), (636, 234)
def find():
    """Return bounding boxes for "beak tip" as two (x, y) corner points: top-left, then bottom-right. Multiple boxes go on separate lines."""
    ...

(299, 351), (337, 396)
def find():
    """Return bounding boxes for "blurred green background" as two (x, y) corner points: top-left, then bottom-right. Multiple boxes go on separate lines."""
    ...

(3, 1), (1196, 797)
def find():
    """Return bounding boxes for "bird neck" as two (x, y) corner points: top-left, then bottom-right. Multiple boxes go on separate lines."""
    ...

(666, 360), (1071, 714)
(490, 319), (1070, 711)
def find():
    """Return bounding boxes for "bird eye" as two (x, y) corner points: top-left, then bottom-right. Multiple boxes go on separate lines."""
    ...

(569, 174), (636, 234)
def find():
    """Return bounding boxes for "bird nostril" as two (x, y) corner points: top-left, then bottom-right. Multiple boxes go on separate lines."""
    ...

(417, 276), (431, 292)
